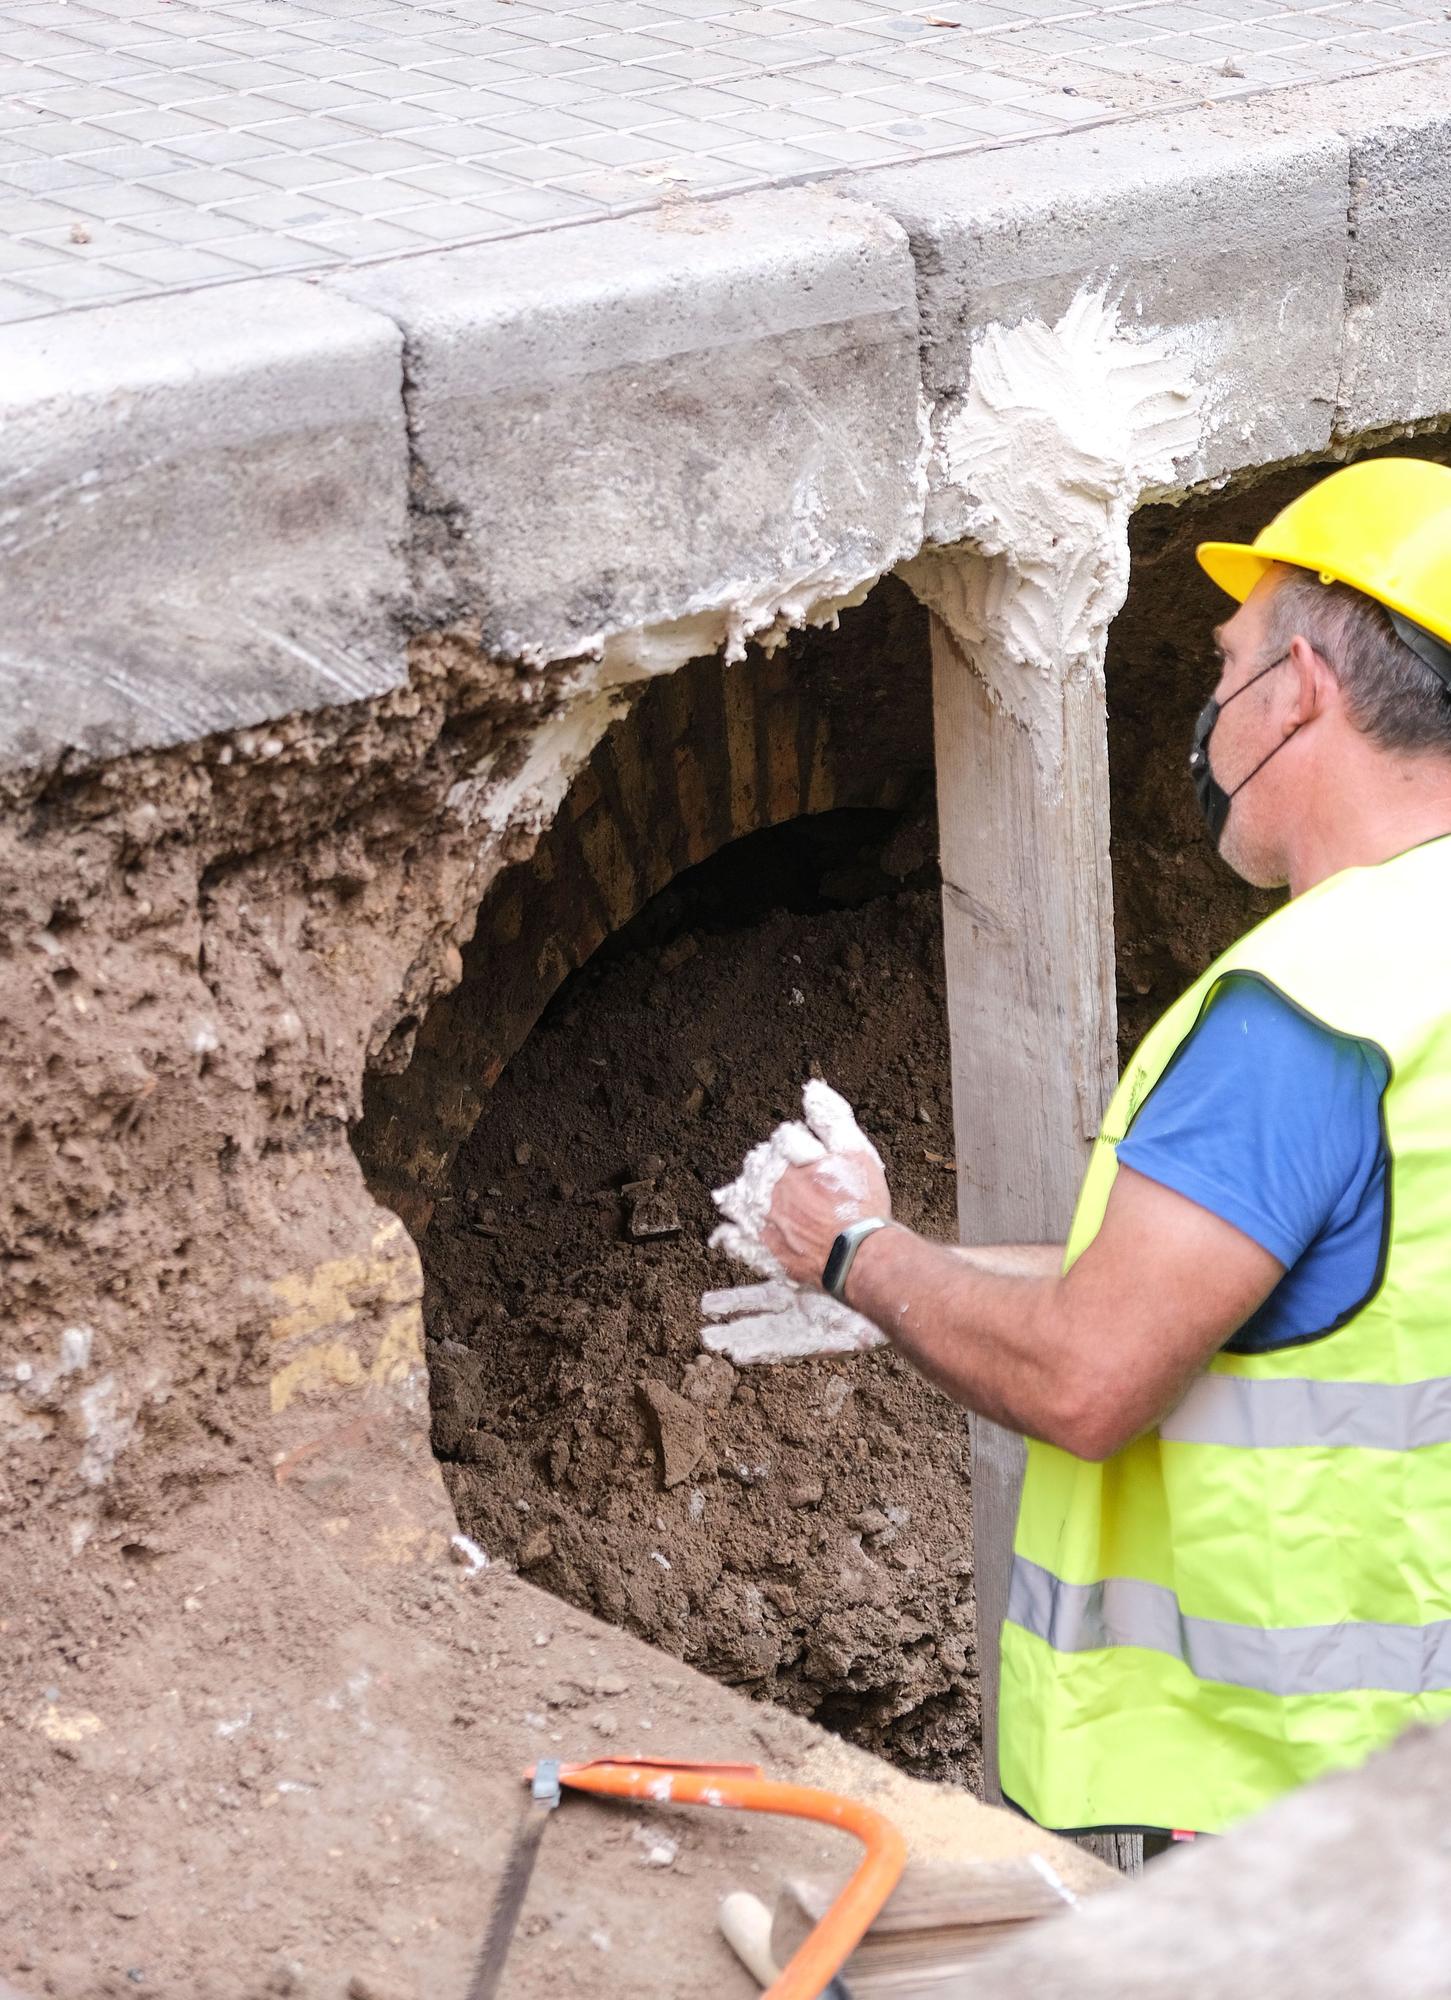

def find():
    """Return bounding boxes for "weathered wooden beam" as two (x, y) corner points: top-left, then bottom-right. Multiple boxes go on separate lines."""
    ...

(904, 291), (1203, 1877)
(929, 608), (1133, 1871)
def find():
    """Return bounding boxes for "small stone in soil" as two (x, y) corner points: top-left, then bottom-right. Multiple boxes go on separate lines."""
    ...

(627, 1192), (681, 1241)
(347, 1976), (412, 2000)
(658, 936), (698, 974)
(631, 1826), (678, 1868)
(637, 1378), (706, 1489)
(681, 1354), (736, 1407)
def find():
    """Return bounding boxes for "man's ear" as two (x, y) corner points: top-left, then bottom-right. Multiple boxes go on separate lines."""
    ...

(1286, 632), (1331, 730)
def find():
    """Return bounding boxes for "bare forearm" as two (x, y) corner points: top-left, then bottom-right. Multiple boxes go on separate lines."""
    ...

(765, 1148), (1285, 1459)
(947, 1242), (1064, 1281)
(845, 1225), (1080, 1442)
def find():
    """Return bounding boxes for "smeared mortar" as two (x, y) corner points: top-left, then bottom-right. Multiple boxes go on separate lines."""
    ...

(906, 289), (1203, 785)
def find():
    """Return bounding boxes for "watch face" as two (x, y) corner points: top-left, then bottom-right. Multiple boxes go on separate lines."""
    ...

(822, 1229), (852, 1300)
(824, 1218), (886, 1300)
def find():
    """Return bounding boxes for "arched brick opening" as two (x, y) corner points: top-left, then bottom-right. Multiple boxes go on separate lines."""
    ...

(351, 580), (992, 1784)
(356, 578), (932, 1239)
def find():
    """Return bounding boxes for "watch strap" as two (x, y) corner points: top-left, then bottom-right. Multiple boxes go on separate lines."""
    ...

(822, 1216), (892, 1302)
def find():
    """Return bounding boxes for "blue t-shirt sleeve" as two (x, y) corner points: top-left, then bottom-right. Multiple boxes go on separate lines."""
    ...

(1115, 976), (1384, 1269)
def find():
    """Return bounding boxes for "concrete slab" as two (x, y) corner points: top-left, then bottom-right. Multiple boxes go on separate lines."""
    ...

(325, 186), (929, 672)
(0, 279), (409, 772)
(1340, 102), (1451, 434)
(3, 49), (1451, 777)
(845, 113), (1352, 520)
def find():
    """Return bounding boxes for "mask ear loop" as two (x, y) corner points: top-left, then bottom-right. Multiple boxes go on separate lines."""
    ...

(1215, 650), (1296, 806)
(1223, 732), (1295, 805)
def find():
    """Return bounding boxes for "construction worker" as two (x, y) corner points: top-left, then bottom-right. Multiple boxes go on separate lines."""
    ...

(764, 456), (1451, 1841)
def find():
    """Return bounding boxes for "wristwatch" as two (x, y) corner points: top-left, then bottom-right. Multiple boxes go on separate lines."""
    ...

(822, 1216), (893, 1302)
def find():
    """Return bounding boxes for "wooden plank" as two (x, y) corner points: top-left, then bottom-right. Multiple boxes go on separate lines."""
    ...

(929, 612), (1127, 1868)
(770, 1857), (1079, 1996)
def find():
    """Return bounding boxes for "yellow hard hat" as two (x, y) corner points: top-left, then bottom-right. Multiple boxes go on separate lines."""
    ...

(1196, 457), (1451, 678)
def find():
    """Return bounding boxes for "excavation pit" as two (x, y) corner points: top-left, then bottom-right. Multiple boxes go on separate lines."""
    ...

(423, 804), (984, 1784)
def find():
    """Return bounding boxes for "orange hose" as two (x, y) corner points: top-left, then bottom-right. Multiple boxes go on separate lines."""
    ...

(525, 1756), (906, 2000)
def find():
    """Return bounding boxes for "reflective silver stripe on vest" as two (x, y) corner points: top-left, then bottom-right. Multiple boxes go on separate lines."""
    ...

(1008, 1556), (1451, 1697)
(1159, 1373), (1451, 1451)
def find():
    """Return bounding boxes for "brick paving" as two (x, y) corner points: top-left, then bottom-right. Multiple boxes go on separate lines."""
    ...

(2, 0), (1449, 321)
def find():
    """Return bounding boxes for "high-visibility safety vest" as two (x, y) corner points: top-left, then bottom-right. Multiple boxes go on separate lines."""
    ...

(999, 833), (1451, 1836)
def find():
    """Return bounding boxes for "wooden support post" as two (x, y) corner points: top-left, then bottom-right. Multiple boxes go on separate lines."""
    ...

(930, 609), (1137, 1874)
(906, 293), (1201, 1873)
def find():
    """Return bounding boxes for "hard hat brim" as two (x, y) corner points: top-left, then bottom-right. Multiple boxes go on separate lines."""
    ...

(1197, 458), (1451, 649)
(1195, 541), (1278, 604)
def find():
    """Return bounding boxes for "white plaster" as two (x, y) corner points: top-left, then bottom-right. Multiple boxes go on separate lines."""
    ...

(445, 685), (622, 841)
(594, 566), (878, 686)
(450, 1532), (489, 1574)
(906, 289), (1202, 783)
(701, 1292), (886, 1366)
(709, 1079), (881, 1279)
(59, 1325), (94, 1376)
(74, 1368), (169, 1496)
(78, 1373), (136, 1489)
(700, 1281), (796, 1320)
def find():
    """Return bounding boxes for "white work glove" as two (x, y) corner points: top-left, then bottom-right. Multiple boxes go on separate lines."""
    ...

(701, 1080), (887, 1366)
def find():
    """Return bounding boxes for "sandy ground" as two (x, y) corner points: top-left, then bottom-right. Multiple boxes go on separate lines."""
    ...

(2, 1466), (1107, 2000)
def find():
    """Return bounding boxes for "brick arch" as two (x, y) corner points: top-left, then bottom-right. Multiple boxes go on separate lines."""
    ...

(356, 578), (931, 1234)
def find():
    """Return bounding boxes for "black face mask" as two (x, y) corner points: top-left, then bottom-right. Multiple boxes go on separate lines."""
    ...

(1189, 651), (1293, 847)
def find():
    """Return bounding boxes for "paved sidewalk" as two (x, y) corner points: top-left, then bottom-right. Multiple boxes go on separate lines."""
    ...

(2, 0), (1450, 322)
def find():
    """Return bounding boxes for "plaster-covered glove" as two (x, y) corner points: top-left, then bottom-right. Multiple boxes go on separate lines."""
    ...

(701, 1080), (886, 1365)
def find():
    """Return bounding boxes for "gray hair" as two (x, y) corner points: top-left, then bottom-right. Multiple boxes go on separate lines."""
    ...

(1262, 568), (1451, 755)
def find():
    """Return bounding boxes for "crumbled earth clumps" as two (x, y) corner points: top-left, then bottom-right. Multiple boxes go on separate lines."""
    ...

(421, 812), (984, 1787)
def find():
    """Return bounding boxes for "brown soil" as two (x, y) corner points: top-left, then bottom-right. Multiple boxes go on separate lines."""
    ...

(3, 1477), (1105, 2000)
(420, 804), (985, 1788)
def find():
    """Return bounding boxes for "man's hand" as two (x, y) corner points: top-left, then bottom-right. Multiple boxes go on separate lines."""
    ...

(763, 1151), (891, 1290)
